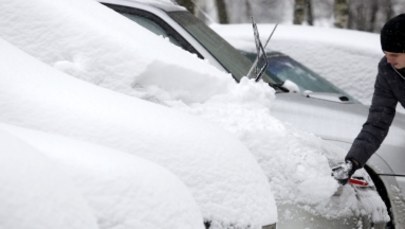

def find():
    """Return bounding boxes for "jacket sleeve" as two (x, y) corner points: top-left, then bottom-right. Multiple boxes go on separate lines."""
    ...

(346, 59), (398, 167)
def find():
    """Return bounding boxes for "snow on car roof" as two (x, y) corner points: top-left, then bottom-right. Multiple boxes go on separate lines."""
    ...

(0, 0), (234, 104)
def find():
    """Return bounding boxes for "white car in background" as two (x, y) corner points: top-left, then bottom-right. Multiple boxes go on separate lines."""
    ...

(95, 1), (403, 228)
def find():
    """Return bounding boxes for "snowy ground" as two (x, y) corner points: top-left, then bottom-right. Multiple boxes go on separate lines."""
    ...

(0, 0), (390, 228)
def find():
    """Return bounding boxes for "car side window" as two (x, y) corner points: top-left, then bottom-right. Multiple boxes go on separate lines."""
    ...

(104, 3), (203, 58)
(121, 13), (182, 47)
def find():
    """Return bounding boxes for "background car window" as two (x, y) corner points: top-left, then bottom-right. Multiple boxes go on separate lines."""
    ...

(242, 51), (352, 96)
(267, 55), (348, 94)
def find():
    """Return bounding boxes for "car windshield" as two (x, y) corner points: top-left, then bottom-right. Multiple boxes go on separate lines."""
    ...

(109, 4), (345, 95)
(167, 11), (275, 83)
(242, 51), (352, 95)
(107, 4), (277, 85)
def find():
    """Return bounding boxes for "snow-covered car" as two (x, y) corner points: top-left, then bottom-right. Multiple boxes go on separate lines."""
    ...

(0, 0), (392, 228)
(90, 1), (401, 228)
(0, 26), (277, 229)
(0, 122), (205, 229)
(0, 128), (99, 229)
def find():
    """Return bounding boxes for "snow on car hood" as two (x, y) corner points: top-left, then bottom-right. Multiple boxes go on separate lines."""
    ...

(0, 128), (98, 229)
(1, 123), (204, 229)
(0, 37), (277, 227)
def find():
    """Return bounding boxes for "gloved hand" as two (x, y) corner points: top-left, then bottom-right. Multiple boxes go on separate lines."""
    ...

(331, 160), (354, 185)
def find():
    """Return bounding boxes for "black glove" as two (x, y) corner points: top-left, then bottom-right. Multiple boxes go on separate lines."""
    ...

(331, 160), (355, 185)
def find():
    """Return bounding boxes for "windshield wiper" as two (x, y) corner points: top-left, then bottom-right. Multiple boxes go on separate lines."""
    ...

(246, 19), (278, 82)
(270, 82), (290, 93)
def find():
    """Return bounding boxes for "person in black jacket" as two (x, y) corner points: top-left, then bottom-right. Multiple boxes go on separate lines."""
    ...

(332, 13), (405, 184)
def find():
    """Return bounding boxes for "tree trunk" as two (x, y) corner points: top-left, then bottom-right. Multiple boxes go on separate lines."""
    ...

(294, 0), (305, 24)
(348, 0), (381, 32)
(216, 0), (229, 23)
(294, 0), (313, 25)
(334, 0), (348, 28)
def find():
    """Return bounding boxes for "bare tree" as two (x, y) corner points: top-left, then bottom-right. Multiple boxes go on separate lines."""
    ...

(348, 0), (375, 31)
(293, 0), (313, 25)
(346, 0), (394, 32)
(191, 0), (405, 33)
(334, 0), (348, 28)
(375, 0), (393, 31)
(216, 0), (229, 23)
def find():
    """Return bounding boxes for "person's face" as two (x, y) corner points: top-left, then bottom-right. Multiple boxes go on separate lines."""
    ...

(384, 52), (405, 69)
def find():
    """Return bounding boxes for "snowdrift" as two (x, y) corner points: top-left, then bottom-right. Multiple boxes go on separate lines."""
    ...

(1, 123), (204, 229)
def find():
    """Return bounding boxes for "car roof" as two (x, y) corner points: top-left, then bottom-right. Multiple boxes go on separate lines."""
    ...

(97, 0), (185, 12)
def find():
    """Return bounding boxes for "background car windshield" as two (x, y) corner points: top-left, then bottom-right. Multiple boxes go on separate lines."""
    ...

(243, 51), (352, 95)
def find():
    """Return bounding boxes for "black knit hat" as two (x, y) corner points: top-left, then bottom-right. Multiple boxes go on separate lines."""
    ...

(381, 14), (405, 53)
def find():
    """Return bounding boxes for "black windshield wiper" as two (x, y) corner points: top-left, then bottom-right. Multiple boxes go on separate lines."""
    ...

(246, 19), (278, 82)
(269, 82), (290, 93)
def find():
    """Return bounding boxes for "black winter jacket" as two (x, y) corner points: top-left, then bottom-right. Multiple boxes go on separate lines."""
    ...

(346, 57), (405, 167)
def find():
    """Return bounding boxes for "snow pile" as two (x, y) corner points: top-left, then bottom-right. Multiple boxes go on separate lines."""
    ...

(177, 94), (340, 206)
(0, 37), (276, 228)
(1, 123), (204, 229)
(0, 0), (388, 225)
(212, 23), (382, 105)
(0, 129), (98, 229)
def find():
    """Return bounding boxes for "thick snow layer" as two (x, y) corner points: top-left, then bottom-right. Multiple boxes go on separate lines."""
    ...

(0, 0), (234, 104)
(0, 129), (99, 229)
(0, 36), (277, 228)
(0, 0), (390, 224)
(211, 23), (382, 105)
(175, 93), (388, 222)
(1, 123), (204, 229)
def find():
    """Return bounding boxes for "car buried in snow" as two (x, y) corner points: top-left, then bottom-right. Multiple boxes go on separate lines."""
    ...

(0, 33), (278, 229)
(95, 0), (404, 228)
(1, 0), (289, 227)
